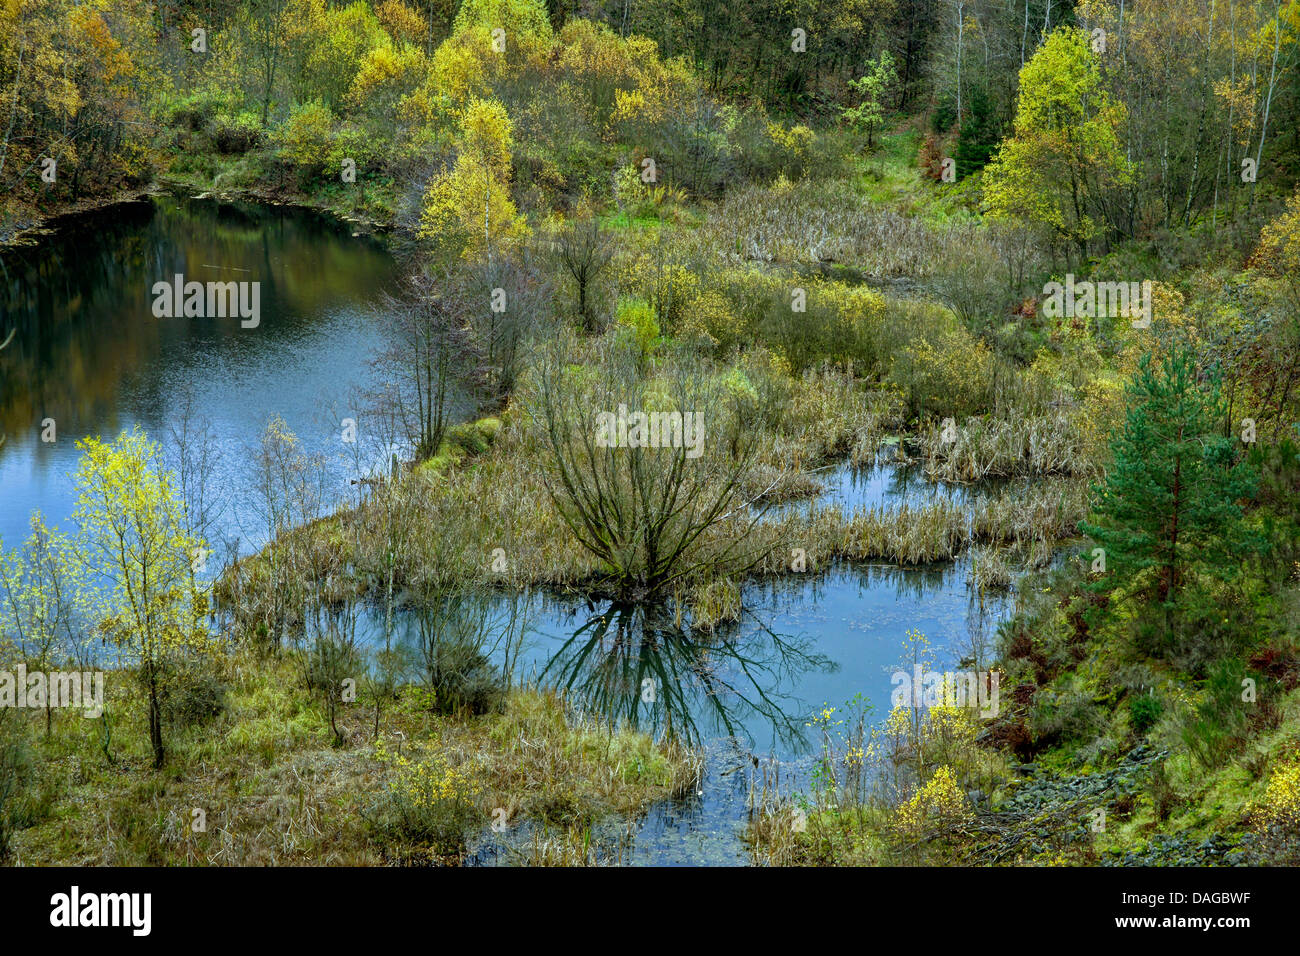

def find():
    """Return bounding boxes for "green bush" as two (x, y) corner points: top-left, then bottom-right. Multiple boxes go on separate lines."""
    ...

(1128, 692), (1162, 735)
(213, 112), (264, 154)
(615, 296), (660, 367)
(166, 88), (240, 134)
(887, 324), (993, 420)
(328, 122), (388, 178)
(420, 640), (505, 716)
(1031, 673), (1108, 745)
(953, 86), (1001, 178)
(931, 89), (957, 134)
(1178, 658), (1255, 768)
(160, 660), (227, 730)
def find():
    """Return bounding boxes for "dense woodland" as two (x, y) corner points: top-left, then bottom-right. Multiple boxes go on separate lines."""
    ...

(1, 0), (1299, 866)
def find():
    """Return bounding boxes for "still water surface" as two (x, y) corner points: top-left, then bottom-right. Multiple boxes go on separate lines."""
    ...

(1, 196), (1012, 865)
(0, 194), (401, 551)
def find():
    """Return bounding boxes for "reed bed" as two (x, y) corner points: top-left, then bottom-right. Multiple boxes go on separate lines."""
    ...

(742, 478), (1087, 573)
(972, 482), (1090, 545)
(687, 577), (744, 630)
(967, 546), (1013, 592)
(694, 179), (976, 279)
(839, 500), (971, 564)
(919, 408), (1100, 481)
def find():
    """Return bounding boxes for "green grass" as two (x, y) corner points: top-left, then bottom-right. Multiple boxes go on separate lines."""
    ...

(5, 650), (699, 866)
(414, 416), (504, 477)
(851, 125), (982, 225)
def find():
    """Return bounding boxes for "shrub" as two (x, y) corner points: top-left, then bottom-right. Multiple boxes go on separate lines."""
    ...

(677, 288), (738, 352)
(928, 238), (1009, 336)
(304, 631), (362, 746)
(365, 743), (482, 860)
(1031, 674), (1107, 745)
(213, 112), (264, 154)
(931, 90), (958, 134)
(615, 296), (660, 368)
(918, 133), (945, 181)
(888, 326), (993, 420)
(1178, 658), (1255, 768)
(1128, 692), (1162, 735)
(411, 596), (508, 716)
(327, 123), (388, 179)
(893, 765), (971, 836)
(1146, 760), (1179, 822)
(753, 279), (890, 376)
(167, 87), (240, 133)
(278, 100), (336, 174)
(160, 660), (227, 730)
(612, 163), (661, 220)
(419, 637), (506, 716)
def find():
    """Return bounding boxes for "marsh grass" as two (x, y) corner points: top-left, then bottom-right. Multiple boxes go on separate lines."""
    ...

(5, 651), (699, 866)
(919, 408), (1100, 481)
(686, 577), (743, 630)
(967, 546), (1014, 593)
(519, 823), (628, 866)
(695, 178), (974, 279)
(743, 477), (1086, 576)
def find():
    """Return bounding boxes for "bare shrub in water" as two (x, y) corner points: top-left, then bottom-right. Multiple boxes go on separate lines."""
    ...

(531, 334), (772, 600)
(411, 591), (510, 717)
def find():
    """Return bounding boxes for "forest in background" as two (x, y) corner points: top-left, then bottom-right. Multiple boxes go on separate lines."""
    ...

(1, 0), (1297, 250)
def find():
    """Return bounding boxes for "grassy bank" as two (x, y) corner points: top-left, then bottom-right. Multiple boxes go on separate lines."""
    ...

(5, 649), (699, 866)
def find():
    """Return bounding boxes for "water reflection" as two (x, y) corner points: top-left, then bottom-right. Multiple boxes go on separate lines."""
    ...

(462, 557), (1011, 865)
(423, 553), (1010, 764)
(0, 194), (403, 550)
(536, 601), (835, 752)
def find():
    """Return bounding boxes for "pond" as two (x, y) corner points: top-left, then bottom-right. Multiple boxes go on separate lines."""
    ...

(451, 552), (1009, 865)
(1, 196), (1014, 866)
(0, 193), (403, 552)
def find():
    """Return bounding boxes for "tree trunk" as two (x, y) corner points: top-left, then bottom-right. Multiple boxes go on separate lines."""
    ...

(147, 665), (165, 769)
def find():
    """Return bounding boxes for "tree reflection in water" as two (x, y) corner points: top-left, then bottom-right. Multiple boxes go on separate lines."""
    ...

(536, 599), (835, 755)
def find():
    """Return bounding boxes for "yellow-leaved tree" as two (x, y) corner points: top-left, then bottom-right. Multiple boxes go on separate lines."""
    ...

(72, 427), (216, 769)
(424, 0), (553, 107)
(418, 97), (527, 259)
(0, 514), (92, 737)
(982, 26), (1130, 265)
(1255, 187), (1300, 307)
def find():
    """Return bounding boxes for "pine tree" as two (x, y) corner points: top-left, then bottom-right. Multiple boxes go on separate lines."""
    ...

(1081, 347), (1259, 629)
(953, 86), (1000, 179)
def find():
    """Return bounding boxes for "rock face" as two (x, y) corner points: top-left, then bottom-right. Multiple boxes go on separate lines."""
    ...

(974, 745), (1248, 866)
